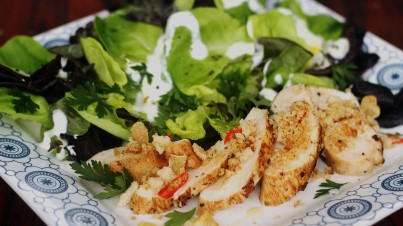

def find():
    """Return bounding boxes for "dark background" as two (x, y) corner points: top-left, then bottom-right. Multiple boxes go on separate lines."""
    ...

(0, 0), (402, 225)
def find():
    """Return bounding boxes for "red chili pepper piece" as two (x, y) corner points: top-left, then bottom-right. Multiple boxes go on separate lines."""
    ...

(158, 172), (188, 199)
(224, 128), (242, 144)
(387, 134), (403, 145)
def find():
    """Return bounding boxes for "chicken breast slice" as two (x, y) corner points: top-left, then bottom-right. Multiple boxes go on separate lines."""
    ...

(309, 86), (384, 175)
(260, 85), (321, 206)
(199, 108), (274, 213)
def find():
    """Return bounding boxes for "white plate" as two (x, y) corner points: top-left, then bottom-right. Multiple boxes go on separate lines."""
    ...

(1, 1), (403, 226)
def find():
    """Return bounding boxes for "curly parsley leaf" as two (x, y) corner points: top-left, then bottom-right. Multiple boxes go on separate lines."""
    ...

(332, 63), (358, 90)
(70, 160), (133, 199)
(94, 169), (133, 199)
(132, 63), (153, 85)
(164, 208), (196, 226)
(8, 88), (40, 114)
(155, 85), (198, 132)
(314, 179), (347, 199)
(65, 82), (114, 118)
(70, 160), (115, 185)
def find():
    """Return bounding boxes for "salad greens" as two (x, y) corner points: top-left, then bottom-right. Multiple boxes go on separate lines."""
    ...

(0, 0), (384, 160)
(80, 37), (128, 87)
(192, 7), (251, 55)
(0, 35), (55, 74)
(0, 87), (53, 135)
(70, 160), (134, 199)
(277, 0), (344, 40)
(249, 9), (316, 53)
(94, 9), (163, 66)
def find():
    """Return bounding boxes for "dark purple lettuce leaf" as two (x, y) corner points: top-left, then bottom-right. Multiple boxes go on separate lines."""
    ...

(377, 88), (403, 128)
(0, 55), (70, 104)
(352, 81), (403, 128)
(305, 22), (379, 77)
(352, 80), (395, 108)
(101, 0), (175, 27)
(376, 105), (403, 128)
(61, 125), (123, 162)
(69, 22), (97, 44)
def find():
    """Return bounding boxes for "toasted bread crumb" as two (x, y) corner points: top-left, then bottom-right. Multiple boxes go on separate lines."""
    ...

(152, 214), (164, 220)
(131, 122), (149, 144)
(294, 199), (303, 207)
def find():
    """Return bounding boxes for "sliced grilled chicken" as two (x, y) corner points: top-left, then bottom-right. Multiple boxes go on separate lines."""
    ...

(260, 85), (321, 206)
(89, 147), (168, 183)
(128, 140), (234, 214)
(199, 108), (274, 213)
(172, 140), (235, 203)
(129, 166), (183, 214)
(89, 122), (202, 183)
(309, 86), (384, 175)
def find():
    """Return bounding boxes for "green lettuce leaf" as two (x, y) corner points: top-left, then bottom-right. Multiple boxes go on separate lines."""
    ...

(55, 99), (91, 136)
(0, 35), (55, 74)
(166, 106), (207, 140)
(94, 9), (163, 66)
(0, 87), (53, 141)
(214, 1), (255, 24)
(266, 69), (334, 88)
(277, 0), (343, 40)
(265, 44), (312, 77)
(305, 15), (344, 40)
(166, 26), (229, 98)
(193, 7), (251, 55)
(290, 73), (334, 87)
(175, 0), (195, 11)
(259, 38), (334, 88)
(65, 84), (135, 140)
(80, 37), (127, 87)
(248, 10), (313, 51)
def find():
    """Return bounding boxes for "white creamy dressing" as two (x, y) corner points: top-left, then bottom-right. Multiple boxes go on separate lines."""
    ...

(39, 109), (68, 149)
(294, 17), (324, 53)
(246, 20), (254, 40)
(220, 0), (265, 13)
(57, 57), (69, 79)
(226, 42), (255, 60)
(277, 8), (293, 15)
(129, 37), (172, 121)
(164, 11), (208, 60)
(284, 73), (295, 87)
(252, 42), (265, 68)
(309, 52), (331, 69)
(248, 0), (266, 13)
(259, 74), (278, 101)
(274, 73), (283, 84)
(38, 109), (76, 160)
(323, 38), (350, 60)
(262, 59), (272, 75)
(259, 87), (278, 101)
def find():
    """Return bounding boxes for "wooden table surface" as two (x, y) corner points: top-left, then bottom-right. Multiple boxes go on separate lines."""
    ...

(0, 0), (402, 225)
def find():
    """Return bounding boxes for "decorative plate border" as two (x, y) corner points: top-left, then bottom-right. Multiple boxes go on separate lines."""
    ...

(0, 1), (402, 226)
(0, 114), (117, 226)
